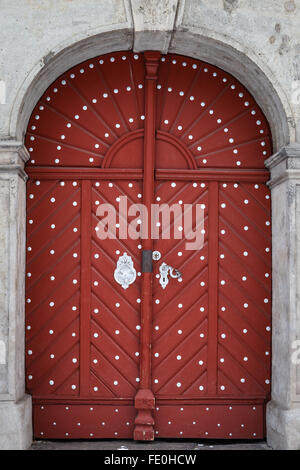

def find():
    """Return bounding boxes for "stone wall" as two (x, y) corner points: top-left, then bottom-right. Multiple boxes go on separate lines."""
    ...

(0, 0), (297, 144)
(0, 0), (300, 449)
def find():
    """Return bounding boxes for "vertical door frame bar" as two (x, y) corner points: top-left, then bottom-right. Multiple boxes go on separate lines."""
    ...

(207, 181), (219, 395)
(134, 51), (161, 441)
(79, 180), (92, 396)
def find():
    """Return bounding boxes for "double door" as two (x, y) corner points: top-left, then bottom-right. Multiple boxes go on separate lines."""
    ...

(25, 51), (271, 440)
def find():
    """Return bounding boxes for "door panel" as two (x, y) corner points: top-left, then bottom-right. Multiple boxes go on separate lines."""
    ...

(153, 404), (264, 439)
(90, 180), (142, 398)
(26, 179), (81, 399)
(26, 179), (143, 437)
(151, 179), (270, 438)
(25, 51), (271, 440)
(152, 181), (209, 400)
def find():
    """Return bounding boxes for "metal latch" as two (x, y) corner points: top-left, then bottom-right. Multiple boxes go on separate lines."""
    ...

(159, 262), (182, 289)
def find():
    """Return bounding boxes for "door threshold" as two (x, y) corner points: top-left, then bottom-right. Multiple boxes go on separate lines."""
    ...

(29, 438), (270, 451)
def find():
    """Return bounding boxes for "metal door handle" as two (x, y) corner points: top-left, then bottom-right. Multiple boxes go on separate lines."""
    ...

(114, 252), (136, 289)
(159, 262), (182, 289)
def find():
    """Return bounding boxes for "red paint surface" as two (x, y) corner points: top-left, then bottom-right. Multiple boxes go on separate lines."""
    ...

(25, 52), (271, 440)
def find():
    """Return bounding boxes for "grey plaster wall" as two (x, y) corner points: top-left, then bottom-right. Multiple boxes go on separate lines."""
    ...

(0, 0), (296, 146)
(0, 0), (300, 449)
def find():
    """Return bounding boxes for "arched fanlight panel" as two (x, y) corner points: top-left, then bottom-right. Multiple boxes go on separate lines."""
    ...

(25, 52), (272, 170)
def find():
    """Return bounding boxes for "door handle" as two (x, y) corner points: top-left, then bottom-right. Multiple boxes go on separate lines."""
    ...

(159, 262), (182, 289)
(114, 252), (136, 289)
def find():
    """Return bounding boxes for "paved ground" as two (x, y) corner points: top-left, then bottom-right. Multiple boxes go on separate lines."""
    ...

(30, 439), (271, 450)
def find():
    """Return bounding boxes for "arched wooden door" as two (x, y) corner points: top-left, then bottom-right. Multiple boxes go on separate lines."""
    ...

(25, 51), (272, 440)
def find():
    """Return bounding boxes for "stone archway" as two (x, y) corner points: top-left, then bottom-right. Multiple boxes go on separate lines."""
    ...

(12, 30), (291, 150)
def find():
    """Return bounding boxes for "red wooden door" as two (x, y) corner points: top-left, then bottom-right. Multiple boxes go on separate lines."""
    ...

(25, 51), (271, 440)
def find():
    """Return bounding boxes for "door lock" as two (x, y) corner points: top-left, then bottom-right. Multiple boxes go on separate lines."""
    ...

(159, 262), (182, 289)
